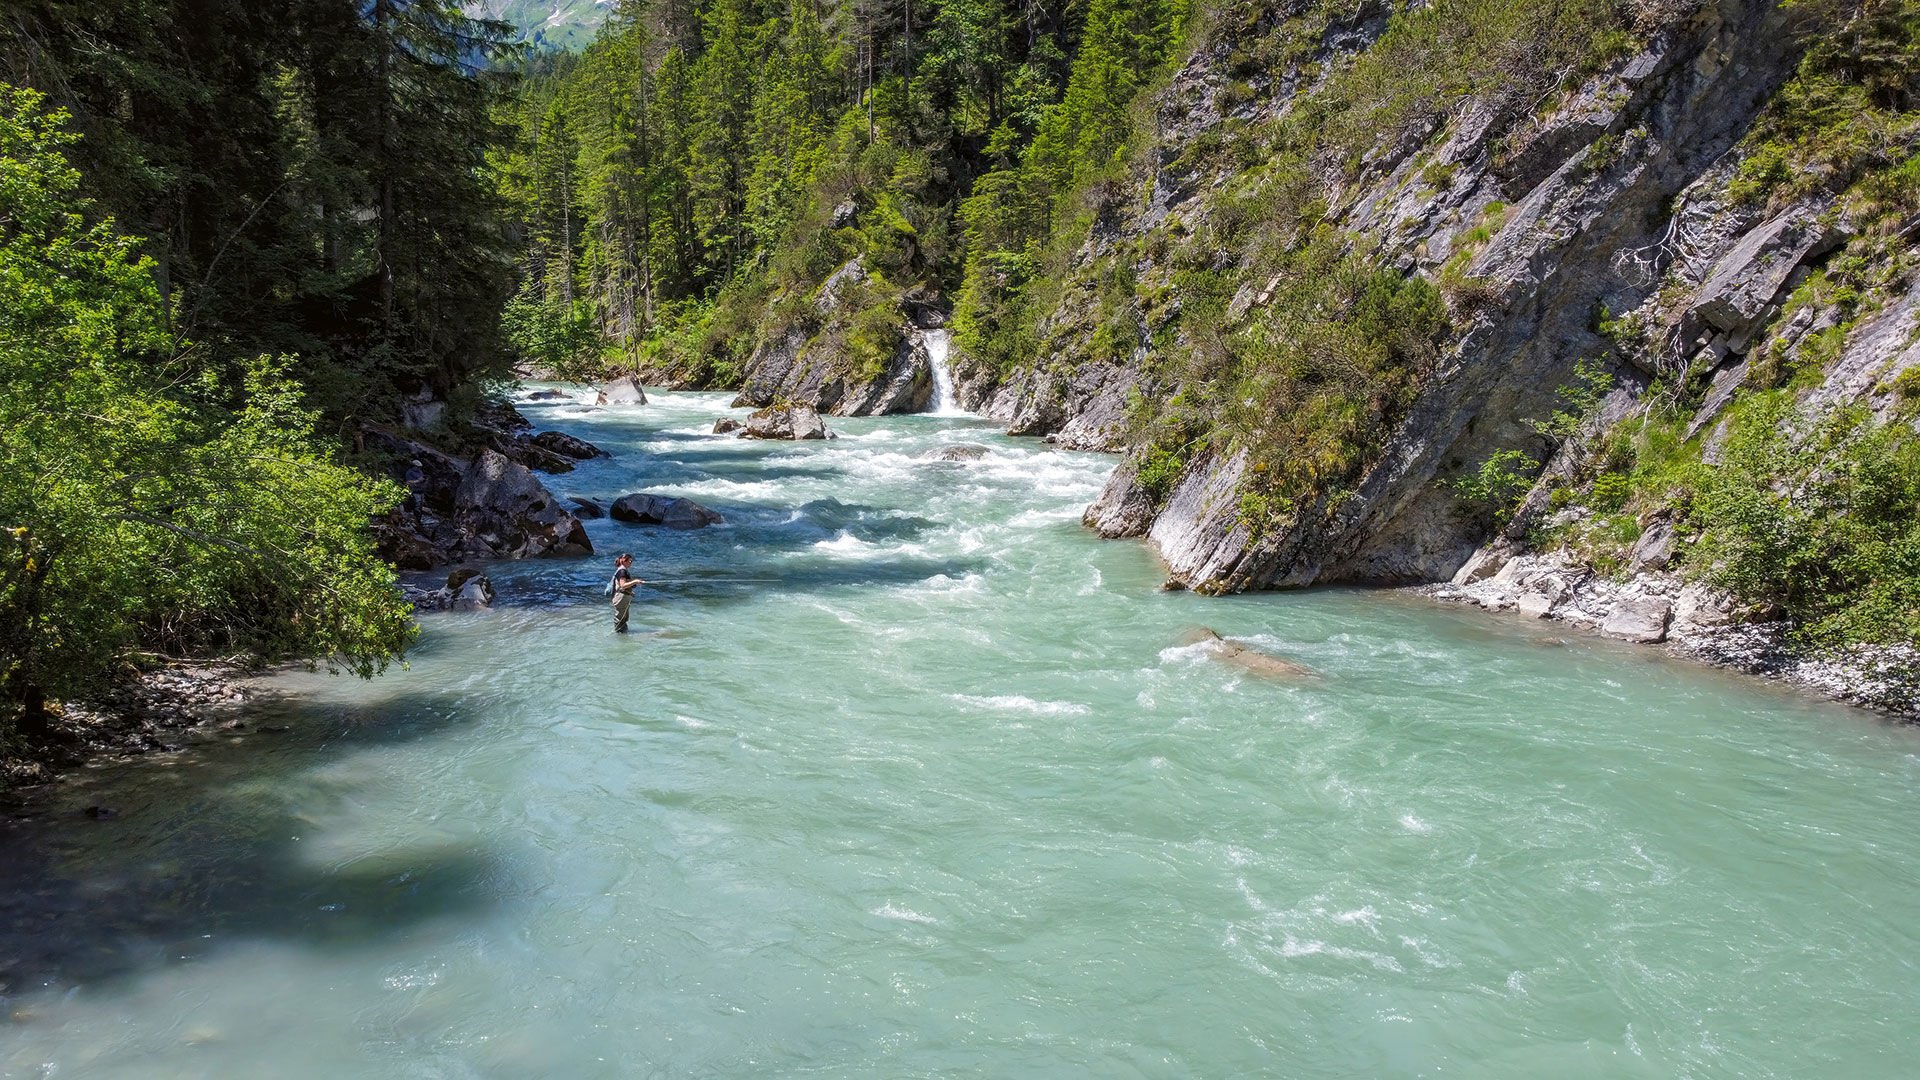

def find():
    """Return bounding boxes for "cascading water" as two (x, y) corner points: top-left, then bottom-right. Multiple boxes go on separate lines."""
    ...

(921, 329), (967, 416)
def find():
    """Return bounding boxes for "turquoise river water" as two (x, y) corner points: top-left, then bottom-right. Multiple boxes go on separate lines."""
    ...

(3, 390), (1918, 1078)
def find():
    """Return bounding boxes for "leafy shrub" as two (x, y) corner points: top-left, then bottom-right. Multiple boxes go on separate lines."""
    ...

(1136, 446), (1189, 502)
(1588, 471), (1631, 511)
(1451, 448), (1540, 525)
(1688, 394), (1920, 647)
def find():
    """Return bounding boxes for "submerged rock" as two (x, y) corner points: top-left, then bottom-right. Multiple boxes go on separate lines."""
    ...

(568, 496), (606, 519)
(741, 403), (829, 440)
(1177, 628), (1316, 680)
(920, 443), (993, 462)
(596, 376), (648, 406)
(526, 389), (570, 402)
(611, 493), (725, 529)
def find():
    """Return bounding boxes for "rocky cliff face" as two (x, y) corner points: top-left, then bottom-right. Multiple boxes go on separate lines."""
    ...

(960, 0), (1913, 598)
(689, 258), (942, 418)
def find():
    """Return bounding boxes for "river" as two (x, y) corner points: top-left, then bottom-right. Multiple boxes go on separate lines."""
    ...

(3, 390), (1917, 1078)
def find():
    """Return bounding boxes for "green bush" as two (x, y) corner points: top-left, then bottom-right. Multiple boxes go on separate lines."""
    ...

(1588, 471), (1631, 511)
(1136, 446), (1189, 502)
(1688, 394), (1920, 647)
(1450, 448), (1540, 526)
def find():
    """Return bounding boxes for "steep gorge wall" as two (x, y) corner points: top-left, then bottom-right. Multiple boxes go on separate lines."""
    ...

(960, 0), (1848, 592)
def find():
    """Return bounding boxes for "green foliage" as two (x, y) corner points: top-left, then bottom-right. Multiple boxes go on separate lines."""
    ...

(1588, 471), (1631, 512)
(1136, 445), (1189, 502)
(1731, 0), (1920, 209)
(1688, 394), (1920, 647)
(502, 290), (609, 380)
(1525, 357), (1613, 443)
(1451, 449), (1540, 526)
(0, 89), (414, 732)
(9, 0), (519, 429)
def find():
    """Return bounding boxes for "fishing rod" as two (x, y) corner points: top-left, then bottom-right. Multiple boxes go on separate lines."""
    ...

(630, 577), (784, 584)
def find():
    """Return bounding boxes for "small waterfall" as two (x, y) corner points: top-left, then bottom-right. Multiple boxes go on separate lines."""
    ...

(923, 329), (968, 416)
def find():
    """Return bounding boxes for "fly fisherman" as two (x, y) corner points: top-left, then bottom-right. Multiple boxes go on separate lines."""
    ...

(607, 552), (644, 633)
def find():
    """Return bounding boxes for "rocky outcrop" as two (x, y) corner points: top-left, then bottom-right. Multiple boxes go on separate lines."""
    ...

(970, 0), (1846, 596)
(1082, 458), (1158, 538)
(370, 431), (593, 569)
(740, 403), (830, 440)
(726, 259), (939, 416)
(455, 450), (596, 558)
(596, 376), (648, 405)
(610, 493), (725, 529)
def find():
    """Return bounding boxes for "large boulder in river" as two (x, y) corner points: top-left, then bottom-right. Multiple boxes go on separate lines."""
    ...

(611, 493), (725, 530)
(713, 417), (743, 435)
(741, 403), (829, 440)
(596, 376), (648, 406)
(456, 450), (595, 559)
(532, 430), (609, 460)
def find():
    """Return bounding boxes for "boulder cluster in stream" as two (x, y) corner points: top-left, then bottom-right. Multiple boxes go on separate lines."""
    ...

(369, 399), (604, 570)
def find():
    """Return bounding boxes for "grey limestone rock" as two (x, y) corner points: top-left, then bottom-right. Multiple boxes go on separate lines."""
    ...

(1602, 596), (1673, 644)
(921, 443), (993, 462)
(742, 403), (829, 440)
(596, 376), (648, 406)
(1082, 459), (1157, 538)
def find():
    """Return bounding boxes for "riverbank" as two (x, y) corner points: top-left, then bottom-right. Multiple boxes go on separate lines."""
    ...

(1, 665), (254, 798)
(1423, 549), (1920, 722)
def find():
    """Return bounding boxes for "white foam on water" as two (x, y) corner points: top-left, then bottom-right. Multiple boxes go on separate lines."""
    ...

(948, 694), (1092, 717)
(873, 902), (938, 924)
(655, 477), (783, 499)
(1399, 813), (1434, 833)
(806, 532), (930, 561)
(1158, 642), (1218, 665)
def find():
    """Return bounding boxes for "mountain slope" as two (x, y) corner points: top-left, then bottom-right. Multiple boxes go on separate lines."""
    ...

(468, 0), (611, 49)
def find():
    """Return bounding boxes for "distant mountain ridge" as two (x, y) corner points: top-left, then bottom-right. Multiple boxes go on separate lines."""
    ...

(467, 0), (611, 50)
